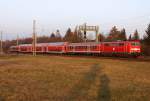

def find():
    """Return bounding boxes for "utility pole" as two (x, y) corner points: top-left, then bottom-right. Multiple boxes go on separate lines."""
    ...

(17, 34), (19, 46)
(32, 20), (37, 56)
(0, 31), (3, 55)
(96, 26), (99, 43)
(84, 23), (87, 42)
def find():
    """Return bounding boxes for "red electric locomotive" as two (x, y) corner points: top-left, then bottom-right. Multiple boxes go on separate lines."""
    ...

(66, 41), (141, 57)
(9, 41), (141, 57)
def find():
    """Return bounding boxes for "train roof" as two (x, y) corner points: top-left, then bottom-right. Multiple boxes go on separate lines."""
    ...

(11, 41), (140, 47)
(18, 42), (67, 47)
(69, 42), (101, 46)
(68, 41), (140, 46)
(46, 42), (67, 46)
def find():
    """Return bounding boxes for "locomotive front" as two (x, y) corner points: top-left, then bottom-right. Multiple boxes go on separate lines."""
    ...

(129, 41), (141, 57)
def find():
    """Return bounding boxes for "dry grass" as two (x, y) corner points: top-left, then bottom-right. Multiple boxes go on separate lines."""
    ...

(0, 55), (150, 101)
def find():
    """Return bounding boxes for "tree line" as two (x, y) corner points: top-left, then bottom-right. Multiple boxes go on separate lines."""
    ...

(2, 24), (150, 55)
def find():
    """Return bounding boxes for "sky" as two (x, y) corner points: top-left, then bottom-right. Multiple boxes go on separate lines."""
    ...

(0, 0), (150, 40)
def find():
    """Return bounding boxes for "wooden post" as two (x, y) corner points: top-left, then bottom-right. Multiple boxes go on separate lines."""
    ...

(0, 31), (3, 55)
(17, 34), (19, 46)
(16, 34), (19, 55)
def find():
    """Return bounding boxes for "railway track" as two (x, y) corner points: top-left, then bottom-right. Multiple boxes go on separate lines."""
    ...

(59, 54), (150, 62)
(18, 53), (150, 62)
(6, 52), (150, 62)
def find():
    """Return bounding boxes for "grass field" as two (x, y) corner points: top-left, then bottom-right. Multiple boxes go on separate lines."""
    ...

(0, 55), (150, 101)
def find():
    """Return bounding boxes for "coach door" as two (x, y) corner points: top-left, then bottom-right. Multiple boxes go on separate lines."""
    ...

(117, 43), (125, 53)
(43, 46), (47, 53)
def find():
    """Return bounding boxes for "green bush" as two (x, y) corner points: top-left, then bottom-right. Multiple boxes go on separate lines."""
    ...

(141, 44), (150, 56)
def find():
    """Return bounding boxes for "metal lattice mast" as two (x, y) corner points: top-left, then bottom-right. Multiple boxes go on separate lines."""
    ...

(78, 23), (99, 43)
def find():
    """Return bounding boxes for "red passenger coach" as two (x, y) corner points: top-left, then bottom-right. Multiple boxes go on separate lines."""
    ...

(19, 44), (32, 53)
(10, 42), (68, 54)
(9, 46), (19, 52)
(67, 42), (101, 54)
(47, 42), (68, 53)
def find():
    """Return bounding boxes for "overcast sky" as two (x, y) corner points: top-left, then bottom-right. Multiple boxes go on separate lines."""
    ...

(0, 0), (150, 40)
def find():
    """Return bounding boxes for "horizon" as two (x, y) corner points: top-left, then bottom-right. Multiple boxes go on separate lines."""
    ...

(0, 0), (150, 40)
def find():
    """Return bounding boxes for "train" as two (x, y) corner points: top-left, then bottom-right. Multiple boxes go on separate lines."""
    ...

(9, 40), (141, 57)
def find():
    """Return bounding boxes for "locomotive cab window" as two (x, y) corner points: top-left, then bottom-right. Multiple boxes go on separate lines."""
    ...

(92, 46), (97, 49)
(104, 43), (110, 46)
(119, 43), (124, 46)
(131, 42), (140, 46)
(111, 43), (118, 46)
(69, 46), (73, 49)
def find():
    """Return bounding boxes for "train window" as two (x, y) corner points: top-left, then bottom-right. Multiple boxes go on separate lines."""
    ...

(36, 47), (41, 51)
(85, 46), (88, 49)
(93, 46), (97, 49)
(70, 46), (73, 49)
(131, 43), (136, 46)
(76, 46), (80, 49)
(104, 43), (124, 46)
(80, 46), (86, 49)
(119, 43), (124, 46)
(104, 43), (110, 46)
(111, 43), (118, 46)
(12, 47), (17, 50)
(131, 42), (140, 46)
(90, 46), (97, 49)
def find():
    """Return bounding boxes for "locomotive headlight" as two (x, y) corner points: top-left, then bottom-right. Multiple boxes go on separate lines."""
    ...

(130, 48), (140, 51)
